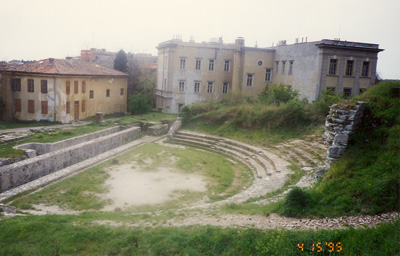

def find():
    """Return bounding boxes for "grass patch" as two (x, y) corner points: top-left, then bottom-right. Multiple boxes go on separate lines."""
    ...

(0, 120), (61, 130)
(0, 215), (398, 255)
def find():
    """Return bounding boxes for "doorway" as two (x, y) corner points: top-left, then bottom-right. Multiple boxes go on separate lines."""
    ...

(74, 101), (79, 121)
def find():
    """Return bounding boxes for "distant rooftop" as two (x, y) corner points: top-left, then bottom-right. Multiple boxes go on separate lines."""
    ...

(1, 58), (128, 77)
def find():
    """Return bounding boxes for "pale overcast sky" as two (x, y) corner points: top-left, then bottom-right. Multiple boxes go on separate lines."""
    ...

(1, 0), (399, 79)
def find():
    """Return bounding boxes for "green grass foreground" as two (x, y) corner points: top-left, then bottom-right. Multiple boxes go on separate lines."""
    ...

(0, 215), (398, 255)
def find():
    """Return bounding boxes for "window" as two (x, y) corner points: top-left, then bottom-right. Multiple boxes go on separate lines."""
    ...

(224, 60), (230, 72)
(28, 79), (34, 92)
(66, 81), (70, 94)
(82, 81), (86, 93)
(106, 89), (110, 97)
(82, 100), (86, 112)
(329, 59), (337, 75)
(11, 78), (21, 91)
(194, 82), (200, 93)
(257, 60), (263, 67)
(246, 74), (254, 87)
(41, 101), (48, 114)
(41, 80), (48, 93)
(275, 61), (279, 74)
(207, 82), (214, 93)
(195, 59), (201, 70)
(120, 88), (124, 95)
(180, 58), (186, 69)
(326, 87), (336, 93)
(14, 98), (21, 112)
(346, 60), (354, 76)
(178, 81), (185, 92)
(90, 90), (94, 99)
(178, 104), (184, 111)
(74, 81), (78, 93)
(343, 88), (352, 98)
(281, 61), (286, 74)
(265, 69), (272, 82)
(222, 82), (229, 94)
(28, 100), (35, 113)
(289, 61), (294, 75)
(66, 101), (70, 114)
(362, 61), (369, 77)
(209, 59), (214, 71)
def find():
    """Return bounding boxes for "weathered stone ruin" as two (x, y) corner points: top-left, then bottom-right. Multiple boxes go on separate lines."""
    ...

(324, 102), (366, 167)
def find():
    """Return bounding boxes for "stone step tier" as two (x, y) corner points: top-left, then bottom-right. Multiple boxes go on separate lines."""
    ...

(170, 130), (284, 179)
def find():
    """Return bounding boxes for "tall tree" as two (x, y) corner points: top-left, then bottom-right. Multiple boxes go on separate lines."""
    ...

(114, 50), (128, 72)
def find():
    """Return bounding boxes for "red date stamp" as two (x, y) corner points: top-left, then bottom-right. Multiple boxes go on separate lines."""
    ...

(297, 242), (342, 253)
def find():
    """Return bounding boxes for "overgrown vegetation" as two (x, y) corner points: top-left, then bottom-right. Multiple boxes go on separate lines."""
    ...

(276, 81), (400, 217)
(181, 83), (341, 145)
(0, 215), (398, 255)
(128, 93), (152, 115)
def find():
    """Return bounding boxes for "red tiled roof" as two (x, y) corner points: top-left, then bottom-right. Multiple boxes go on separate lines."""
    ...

(1, 58), (128, 77)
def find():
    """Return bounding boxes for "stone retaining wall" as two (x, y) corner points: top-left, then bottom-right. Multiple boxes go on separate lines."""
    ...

(0, 126), (141, 192)
(15, 126), (124, 157)
(324, 102), (366, 167)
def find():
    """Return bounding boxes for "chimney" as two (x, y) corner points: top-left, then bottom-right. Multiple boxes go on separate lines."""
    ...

(66, 57), (73, 65)
(49, 58), (54, 64)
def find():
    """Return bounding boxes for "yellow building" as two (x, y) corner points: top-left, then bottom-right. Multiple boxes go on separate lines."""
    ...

(156, 37), (383, 113)
(0, 58), (128, 123)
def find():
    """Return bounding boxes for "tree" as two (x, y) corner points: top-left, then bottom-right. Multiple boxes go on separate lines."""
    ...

(114, 50), (128, 72)
(128, 93), (151, 115)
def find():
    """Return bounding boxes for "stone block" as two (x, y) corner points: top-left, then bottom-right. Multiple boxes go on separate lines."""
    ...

(333, 134), (349, 146)
(95, 112), (104, 123)
(328, 146), (346, 158)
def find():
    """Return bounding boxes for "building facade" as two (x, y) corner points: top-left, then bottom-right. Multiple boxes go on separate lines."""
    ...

(0, 58), (128, 123)
(155, 38), (383, 113)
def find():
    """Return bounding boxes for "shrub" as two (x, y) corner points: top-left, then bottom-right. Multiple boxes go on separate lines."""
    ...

(259, 83), (299, 106)
(128, 93), (151, 115)
(281, 187), (312, 217)
(310, 89), (343, 121)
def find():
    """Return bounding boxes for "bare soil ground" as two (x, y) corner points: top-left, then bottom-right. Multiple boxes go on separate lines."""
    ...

(102, 164), (207, 211)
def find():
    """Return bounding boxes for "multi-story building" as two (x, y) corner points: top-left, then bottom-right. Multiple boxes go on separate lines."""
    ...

(155, 37), (383, 113)
(0, 58), (128, 123)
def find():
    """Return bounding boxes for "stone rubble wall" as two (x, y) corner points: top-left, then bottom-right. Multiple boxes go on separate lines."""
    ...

(0, 126), (141, 192)
(324, 102), (366, 167)
(167, 117), (183, 141)
(15, 126), (124, 157)
(147, 124), (169, 136)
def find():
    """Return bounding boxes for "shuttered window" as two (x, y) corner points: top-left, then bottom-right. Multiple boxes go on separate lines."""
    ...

(74, 81), (78, 93)
(14, 99), (21, 112)
(82, 100), (86, 112)
(66, 81), (70, 94)
(41, 80), (48, 93)
(28, 100), (35, 113)
(66, 101), (70, 114)
(41, 101), (48, 114)
(28, 79), (34, 92)
(82, 81), (86, 93)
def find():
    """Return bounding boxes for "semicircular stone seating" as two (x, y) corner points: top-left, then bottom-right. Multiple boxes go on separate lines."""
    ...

(168, 130), (291, 205)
